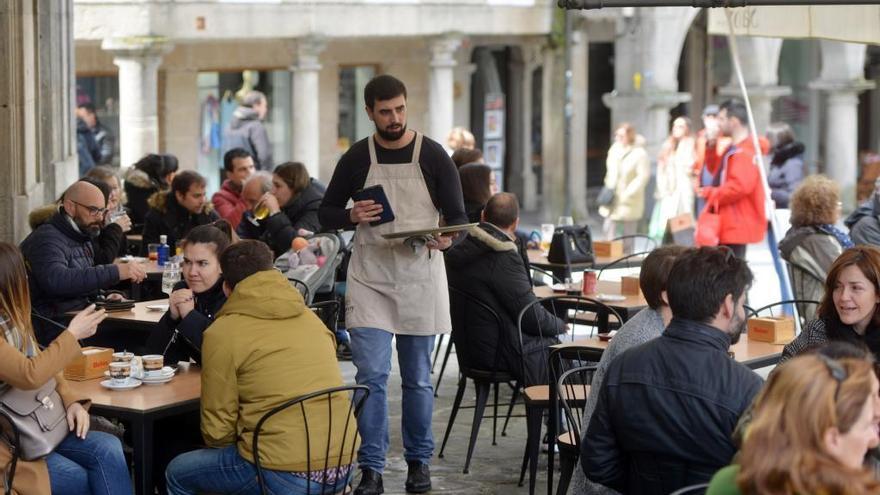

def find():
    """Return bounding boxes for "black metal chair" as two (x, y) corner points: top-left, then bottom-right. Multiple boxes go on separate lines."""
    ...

(291, 277), (312, 305)
(252, 384), (369, 495)
(517, 295), (622, 495)
(0, 410), (20, 495)
(554, 364), (599, 495)
(668, 482), (710, 495)
(611, 234), (657, 255)
(597, 251), (652, 280)
(309, 300), (341, 333)
(438, 287), (520, 474)
(531, 266), (563, 285)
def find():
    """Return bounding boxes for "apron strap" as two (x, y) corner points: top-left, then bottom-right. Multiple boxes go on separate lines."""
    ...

(411, 132), (423, 163)
(368, 135), (379, 165)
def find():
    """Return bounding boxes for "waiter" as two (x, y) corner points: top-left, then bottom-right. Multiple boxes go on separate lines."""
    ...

(319, 75), (466, 495)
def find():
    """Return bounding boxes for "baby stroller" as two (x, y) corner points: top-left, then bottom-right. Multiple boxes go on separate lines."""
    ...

(274, 233), (344, 305)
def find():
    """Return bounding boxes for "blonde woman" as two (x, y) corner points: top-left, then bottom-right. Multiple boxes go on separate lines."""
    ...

(649, 117), (696, 241)
(599, 123), (650, 242)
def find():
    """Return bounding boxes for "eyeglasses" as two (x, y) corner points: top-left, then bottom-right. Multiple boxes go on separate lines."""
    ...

(69, 199), (107, 217)
(818, 354), (848, 403)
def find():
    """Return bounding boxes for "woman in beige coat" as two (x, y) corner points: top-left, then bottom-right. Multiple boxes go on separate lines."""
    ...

(0, 242), (131, 495)
(599, 123), (651, 242)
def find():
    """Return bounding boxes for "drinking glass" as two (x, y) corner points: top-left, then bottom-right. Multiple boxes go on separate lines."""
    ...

(540, 223), (555, 253)
(147, 243), (160, 262)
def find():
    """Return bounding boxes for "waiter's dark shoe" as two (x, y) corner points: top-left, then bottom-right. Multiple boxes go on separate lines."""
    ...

(354, 469), (384, 495)
(405, 461), (432, 493)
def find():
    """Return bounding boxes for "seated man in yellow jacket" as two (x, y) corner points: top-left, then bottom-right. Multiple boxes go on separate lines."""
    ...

(165, 240), (357, 495)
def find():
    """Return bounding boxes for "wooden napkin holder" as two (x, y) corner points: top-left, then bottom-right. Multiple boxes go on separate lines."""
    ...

(747, 316), (795, 345)
(64, 347), (113, 381)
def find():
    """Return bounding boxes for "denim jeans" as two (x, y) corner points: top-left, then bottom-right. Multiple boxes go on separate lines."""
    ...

(46, 430), (132, 495)
(349, 328), (435, 473)
(165, 446), (350, 495)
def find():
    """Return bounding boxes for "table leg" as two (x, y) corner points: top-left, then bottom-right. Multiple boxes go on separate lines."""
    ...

(131, 415), (155, 495)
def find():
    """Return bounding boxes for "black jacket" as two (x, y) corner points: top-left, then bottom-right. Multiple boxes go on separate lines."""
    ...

(20, 212), (121, 343)
(445, 223), (566, 386)
(146, 279), (226, 365)
(141, 191), (219, 254)
(124, 168), (161, 227)
(237, 183), (323, 257)
(583, 318), (763, 494)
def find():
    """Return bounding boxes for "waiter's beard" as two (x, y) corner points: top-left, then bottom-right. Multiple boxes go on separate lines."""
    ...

(376, 123), (407, 142)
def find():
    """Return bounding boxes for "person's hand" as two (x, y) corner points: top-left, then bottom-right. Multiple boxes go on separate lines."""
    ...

(112, 213), (132, 233)
(116, 260), (147, 284)
(350, 200), (383, 224)
(66, 305), (107, 340)
(259, 193), (281, 216)
(427, 233), (457, 251)
(66, 402), (89, 439)
(169, 289), (194, 320)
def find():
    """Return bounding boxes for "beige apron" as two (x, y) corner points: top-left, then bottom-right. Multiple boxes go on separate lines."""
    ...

(345, 132), (452, 336)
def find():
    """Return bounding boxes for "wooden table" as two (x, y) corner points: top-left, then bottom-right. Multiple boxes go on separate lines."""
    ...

(527, 249), (645, 279)
(551, 335), (784, 370)
(68, 367), (201, 495)
(533, 280), (648, 327)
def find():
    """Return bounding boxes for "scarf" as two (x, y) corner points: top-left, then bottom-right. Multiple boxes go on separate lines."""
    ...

(818, 224), (854, 249)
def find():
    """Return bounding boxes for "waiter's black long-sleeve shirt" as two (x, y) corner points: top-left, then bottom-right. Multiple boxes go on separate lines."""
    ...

(319, 133), (468, 230)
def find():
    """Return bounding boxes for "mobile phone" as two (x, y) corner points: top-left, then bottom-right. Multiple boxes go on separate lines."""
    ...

(352, 184), (395, 226)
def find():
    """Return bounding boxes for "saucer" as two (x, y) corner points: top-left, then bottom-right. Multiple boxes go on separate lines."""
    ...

(141, 375), (173, 385)
(145, 304), (169, 312)
(100, 378), (142, 390)
(143, 366), (175, 378)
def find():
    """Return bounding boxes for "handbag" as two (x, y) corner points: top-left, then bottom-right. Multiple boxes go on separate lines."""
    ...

(596, 187), (615, 207)
(695, 199), (722, 247)
(0, 378), (67, 461)
(548, 225), (595, 265)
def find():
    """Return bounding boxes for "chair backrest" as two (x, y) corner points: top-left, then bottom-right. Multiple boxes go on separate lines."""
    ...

(597, 251), (652, 280)
(448, 286), (509, 377)
(668, 482), (710, 495)
(252, 384), (369, 495)
(309, 300), (340, 333)
(291, 278), (312, 305)
(0, 409), (20, 495)
(530, 266), (563, 285)
(611, 234), (657, 255)
(554, 363), (599, 452)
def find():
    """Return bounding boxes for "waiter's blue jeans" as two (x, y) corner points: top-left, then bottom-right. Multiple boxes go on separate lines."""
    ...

(349, 328), (436, 473)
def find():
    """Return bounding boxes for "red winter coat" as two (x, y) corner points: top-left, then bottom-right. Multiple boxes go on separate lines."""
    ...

(700, 137), (767, 245)
(212, 179), (248, 230)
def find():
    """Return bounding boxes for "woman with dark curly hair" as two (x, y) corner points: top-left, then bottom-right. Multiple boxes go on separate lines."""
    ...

(778, 175), (852, 316)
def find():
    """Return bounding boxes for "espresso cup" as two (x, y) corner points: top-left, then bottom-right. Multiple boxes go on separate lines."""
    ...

(112, 351), (134, 363)
(108, 362), (131, 384)
(142, 354), (164, 377)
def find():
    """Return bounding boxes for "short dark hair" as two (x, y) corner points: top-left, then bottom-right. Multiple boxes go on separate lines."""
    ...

(223, 148), (253, 173)
(77, 103), (96, 115)
(451, 148), (483, 169)
(459, 164), (493, 207)
(666, 247), (753, 323)
(134, 153), (179, 187)
(273, 162), (311, 195)
(220, 240), (274, 290)
(183, 220), (234, 257)
(483, 193), (519, 229)
(720, 99), (749, 126)
(640, 245), (690, 310)
(364, 75), (407, 110)
(171, 170), (206, 196)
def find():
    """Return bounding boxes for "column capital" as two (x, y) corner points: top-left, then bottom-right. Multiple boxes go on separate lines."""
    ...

(601, 90), (691, 111)
(808, 78), (876, 94)
(429, 35), (463, 68)
(292, 37), (326, 72)
(718, 84), (792, 100)
(101, 36), (174, 60)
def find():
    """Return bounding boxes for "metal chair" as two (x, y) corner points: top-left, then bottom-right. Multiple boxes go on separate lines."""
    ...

(597, 251), (652, 280)
(668, 483), (710, 495)
(309, 300), (341, 333)
(252, 384), (369, 495)
(517, 295), (622, 495)
(438, 287), (521, 474)
(554, 364), (599, 495)
(611, 234), (657, 255)
(0, 410), (20, 495)
(531, 266), (563, 285)
(291, 277), (312, 305)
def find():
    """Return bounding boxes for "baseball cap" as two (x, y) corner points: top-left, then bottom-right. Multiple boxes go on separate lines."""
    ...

(702, 104), (720, 117)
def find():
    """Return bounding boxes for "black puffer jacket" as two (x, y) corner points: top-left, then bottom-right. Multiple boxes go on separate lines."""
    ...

(20, 212), (121, 343)
(141, 191), (219, 254)
(146, 279), (226, 365)
(124, 168), (161, 227)
(583, 318), (763, 495)
(237, 183), (323, 257)
(445, 223), (566, 386)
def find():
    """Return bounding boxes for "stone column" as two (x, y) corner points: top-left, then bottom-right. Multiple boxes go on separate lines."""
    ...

(520, 44), (542, 211)
(569, 22), (589, 220)
(810, 41), (874, 208)
(718, 37), (790, 135)
(428, 35), (462, 145)
(291, 38), (325, 178)
(102, 37), (172, 169)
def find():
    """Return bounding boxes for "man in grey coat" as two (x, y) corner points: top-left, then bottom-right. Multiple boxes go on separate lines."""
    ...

(223, 90), (273, 170)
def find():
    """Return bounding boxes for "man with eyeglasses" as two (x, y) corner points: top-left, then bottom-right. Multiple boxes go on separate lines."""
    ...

(20, 180), (147, 345)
